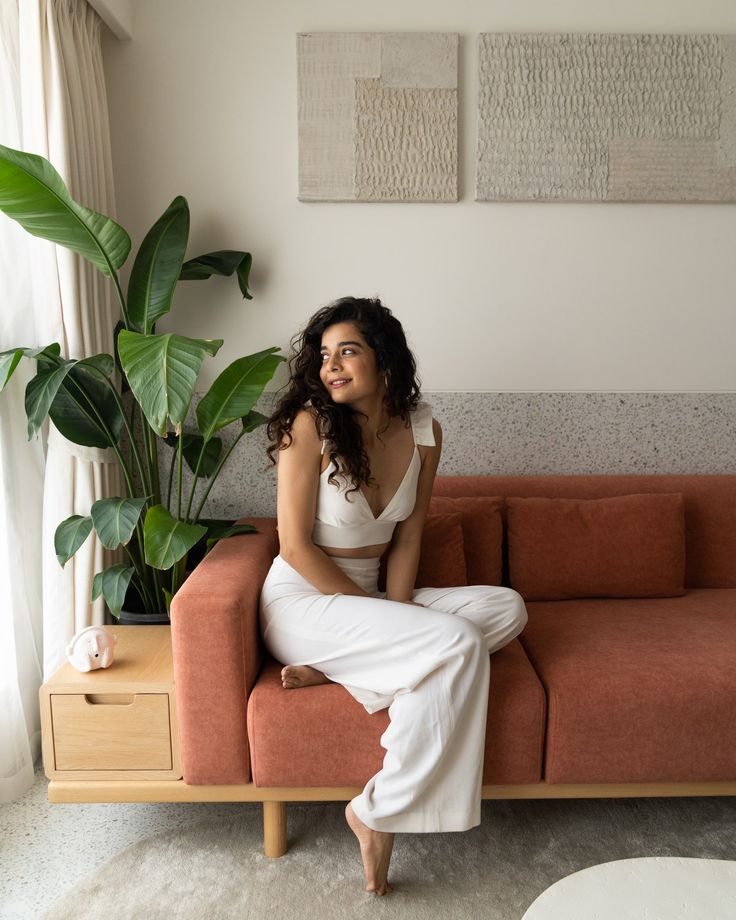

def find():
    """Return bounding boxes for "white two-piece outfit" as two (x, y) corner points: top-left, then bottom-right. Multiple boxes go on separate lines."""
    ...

(258, 401), (528, 833)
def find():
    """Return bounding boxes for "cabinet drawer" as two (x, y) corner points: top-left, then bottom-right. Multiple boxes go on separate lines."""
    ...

(51, 693), (172, 771)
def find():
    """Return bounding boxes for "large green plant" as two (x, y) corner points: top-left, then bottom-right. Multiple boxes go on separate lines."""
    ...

(0, 143), (284, 618)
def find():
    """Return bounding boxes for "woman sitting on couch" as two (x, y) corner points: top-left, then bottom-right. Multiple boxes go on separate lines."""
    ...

(261, 295), (528, 896)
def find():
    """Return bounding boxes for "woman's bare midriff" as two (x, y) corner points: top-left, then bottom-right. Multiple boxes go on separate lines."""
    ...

(315, 541), (391, 559)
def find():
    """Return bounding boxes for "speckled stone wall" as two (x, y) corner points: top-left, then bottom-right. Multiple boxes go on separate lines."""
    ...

(476, 32), (736, 202)
(179, 392), (736, 520)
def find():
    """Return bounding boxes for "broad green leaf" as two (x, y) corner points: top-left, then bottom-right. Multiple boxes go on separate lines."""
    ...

(179, 250), (253, 299)
(196, 347), (284, 441)
(24, 350), (121, 445)
(163, 431), (222, 478)
(47, 362), (124, 448)
(77, 353), (115, 377)
(127, 197), (190, 333)
(90, 497), (147, 549)
(25, 363), (73, 440)
(0, 343), (60, 393)
(241, 409), (269, 432)
(92, 564), (135, 616)
(0, 143), (130, 275)
(117, 330), (222, 436)
(143, 504), (206, 569)
(205, 522), (257, 552)
(54, 515), (93, 567)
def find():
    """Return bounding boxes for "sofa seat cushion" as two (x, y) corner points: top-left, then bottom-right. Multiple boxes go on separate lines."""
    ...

(246, 639), (546, 787)
(519, 587), (736, 784)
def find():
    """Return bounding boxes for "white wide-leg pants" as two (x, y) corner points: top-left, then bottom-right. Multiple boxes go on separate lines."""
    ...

(258, 553), (528, 834)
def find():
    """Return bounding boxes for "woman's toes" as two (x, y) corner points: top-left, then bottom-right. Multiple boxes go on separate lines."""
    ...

(281, 665), (330, 690)
(281, 666), (299, 688)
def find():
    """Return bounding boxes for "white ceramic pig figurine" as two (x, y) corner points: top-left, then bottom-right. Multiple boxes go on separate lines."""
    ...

(66, 625), (118, 672)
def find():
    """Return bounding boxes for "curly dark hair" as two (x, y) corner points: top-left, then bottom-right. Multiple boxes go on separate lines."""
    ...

(265, 296), (422, 499)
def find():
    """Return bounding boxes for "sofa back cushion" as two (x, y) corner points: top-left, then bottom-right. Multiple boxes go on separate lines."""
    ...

(506, 492), (686, 600)
(378, 510), (467, 591)
(428, 495), (504, 586)
(416, 511), (468, 587)
(433, 474), (736, 589)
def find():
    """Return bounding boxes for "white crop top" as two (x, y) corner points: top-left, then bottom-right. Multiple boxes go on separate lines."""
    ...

(311, 401), (436, 549)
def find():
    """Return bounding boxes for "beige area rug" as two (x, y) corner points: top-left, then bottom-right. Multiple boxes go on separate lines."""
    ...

(522, 856), (736, 919)
(40, 797), (736, 920)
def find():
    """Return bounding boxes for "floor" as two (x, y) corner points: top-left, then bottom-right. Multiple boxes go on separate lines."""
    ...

(0, 757), (264, 920)
(2, 756), (735, 920)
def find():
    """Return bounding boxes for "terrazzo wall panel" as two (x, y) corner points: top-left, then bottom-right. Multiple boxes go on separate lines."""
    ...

(177, 392), (736, 519)
(476, 33), (736, 202)
(297, 32), (458, 202)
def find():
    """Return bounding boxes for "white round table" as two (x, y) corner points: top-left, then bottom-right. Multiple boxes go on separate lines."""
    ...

(522, 857), (736, 920)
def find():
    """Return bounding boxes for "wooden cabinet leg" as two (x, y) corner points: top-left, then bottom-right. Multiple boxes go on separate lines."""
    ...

(263, 801), (288, 857)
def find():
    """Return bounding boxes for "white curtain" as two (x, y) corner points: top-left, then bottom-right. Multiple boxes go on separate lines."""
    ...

(0, 0), (122, 803)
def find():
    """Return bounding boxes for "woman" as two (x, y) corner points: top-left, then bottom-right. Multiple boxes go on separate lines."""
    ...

(261, 296), (528, 895)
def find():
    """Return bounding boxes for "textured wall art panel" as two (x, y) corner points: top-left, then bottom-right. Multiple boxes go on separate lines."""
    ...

(298, 32), (458, 202)
(476, 33), (736, 202)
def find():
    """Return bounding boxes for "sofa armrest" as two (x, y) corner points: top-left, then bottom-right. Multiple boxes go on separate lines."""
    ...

(170, 517), (278, 784)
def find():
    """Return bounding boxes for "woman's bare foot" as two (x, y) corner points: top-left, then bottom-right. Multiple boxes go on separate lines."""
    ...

(281, 665), (331, 690)
(345, 802), (395, 895)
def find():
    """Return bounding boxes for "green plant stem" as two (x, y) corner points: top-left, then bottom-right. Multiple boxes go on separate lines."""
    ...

(191, 427), (247, 522)
(101, 378), (149, 497)
(166, 445), (176, 510)
(140, 422), (161, 506)
(177, 432), (184, 519)
(125, 397), (135, 484)
(170, 556), (188, 597)
(184, 443), (207, 522)
(149, 427), (162, 503)
(122, 543), (156, 612)
(112, 271), (131, 329)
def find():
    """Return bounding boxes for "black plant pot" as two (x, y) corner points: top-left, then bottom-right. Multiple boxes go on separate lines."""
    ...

(112, 583), (170, 626)
(117, 609), (171, 625)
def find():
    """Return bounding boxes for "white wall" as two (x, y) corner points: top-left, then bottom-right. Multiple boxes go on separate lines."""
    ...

(101, 0), (736, 395)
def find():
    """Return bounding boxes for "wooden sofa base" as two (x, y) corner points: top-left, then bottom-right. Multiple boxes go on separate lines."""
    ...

(47, 780), (736, 858)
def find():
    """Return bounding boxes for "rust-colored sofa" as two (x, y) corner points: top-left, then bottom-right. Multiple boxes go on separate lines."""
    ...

(170, 474), (736, 856)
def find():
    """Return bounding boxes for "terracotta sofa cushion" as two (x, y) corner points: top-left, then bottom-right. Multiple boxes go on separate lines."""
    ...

(519, 588), (736, 784)
(507, 493), (687, 600)
(429, 495), (504, 586)
(416, 510), (467, 587)
(379, 510), (468, 591)
(433, 474), (736, 589)
(247, 638), (546, 787)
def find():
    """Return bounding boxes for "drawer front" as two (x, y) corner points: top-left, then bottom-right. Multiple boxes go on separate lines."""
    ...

(51, 693), (172, 771)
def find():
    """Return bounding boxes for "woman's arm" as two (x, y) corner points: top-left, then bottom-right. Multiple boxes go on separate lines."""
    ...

(275, 408), (372, 597)
(385, 418), (443, 603)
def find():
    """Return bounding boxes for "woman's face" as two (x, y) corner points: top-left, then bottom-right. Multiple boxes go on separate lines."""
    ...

(319, 321), (383, 403)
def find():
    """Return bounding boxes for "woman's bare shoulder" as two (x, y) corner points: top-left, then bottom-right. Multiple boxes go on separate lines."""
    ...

(285, 406), (322, 449)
